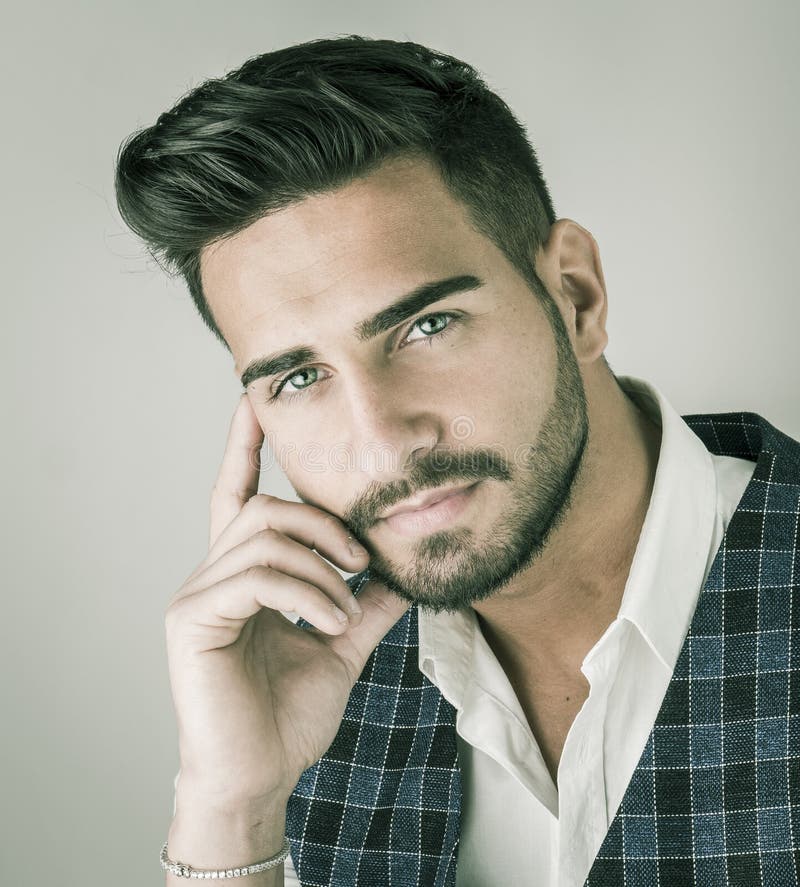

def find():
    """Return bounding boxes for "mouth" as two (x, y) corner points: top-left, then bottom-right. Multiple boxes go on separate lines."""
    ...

(379, 481), (481, 519)
(377, 481), (482, 537)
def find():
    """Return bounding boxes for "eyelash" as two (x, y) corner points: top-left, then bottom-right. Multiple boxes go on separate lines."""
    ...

(267, 311), (461, 404)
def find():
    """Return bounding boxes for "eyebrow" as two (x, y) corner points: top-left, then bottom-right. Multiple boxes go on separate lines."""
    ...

(239, 274), (485, 389)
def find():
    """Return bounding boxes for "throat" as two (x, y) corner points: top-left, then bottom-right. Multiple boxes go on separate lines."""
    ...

(474, 609), (599, 786)
(516, 678), (591, 786)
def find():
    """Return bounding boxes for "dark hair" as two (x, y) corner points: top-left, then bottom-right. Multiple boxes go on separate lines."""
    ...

(115, 35), (558, 351)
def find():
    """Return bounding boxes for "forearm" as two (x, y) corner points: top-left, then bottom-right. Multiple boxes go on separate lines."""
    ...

(166, 789), (288, 886)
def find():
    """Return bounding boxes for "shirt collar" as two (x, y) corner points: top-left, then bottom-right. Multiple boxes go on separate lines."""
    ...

(609, 374), (717, 671)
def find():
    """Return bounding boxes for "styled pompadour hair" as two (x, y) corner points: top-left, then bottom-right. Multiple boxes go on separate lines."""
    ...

(115, 35), (558, 350)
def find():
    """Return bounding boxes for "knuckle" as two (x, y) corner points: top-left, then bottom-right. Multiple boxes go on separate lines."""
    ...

(164, 597), (188, 632)
(254, 526), (281, 545)
(242, 563), (272, 585)
(251, 493), (277, 508)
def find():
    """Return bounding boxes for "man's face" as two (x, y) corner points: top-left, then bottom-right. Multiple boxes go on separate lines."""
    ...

(201, 155), (589, 613)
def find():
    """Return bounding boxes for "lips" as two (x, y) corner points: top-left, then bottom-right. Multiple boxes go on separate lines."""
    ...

(379, 482), (479, 519)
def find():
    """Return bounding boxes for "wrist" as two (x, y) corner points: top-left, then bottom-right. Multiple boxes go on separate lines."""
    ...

(175, 769), (292, 815)
(175, 762), (296, 813)
(169, 790), (289, 871)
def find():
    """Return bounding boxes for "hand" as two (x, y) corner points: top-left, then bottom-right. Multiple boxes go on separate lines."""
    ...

(165, 393), (410, 807)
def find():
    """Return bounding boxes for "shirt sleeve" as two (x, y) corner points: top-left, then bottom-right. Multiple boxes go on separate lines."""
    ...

(283, 852), (301, 885)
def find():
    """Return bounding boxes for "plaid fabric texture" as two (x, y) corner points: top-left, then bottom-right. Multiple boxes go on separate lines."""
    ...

(585, 412), (800, 886)
(285, 411), (800, 886)
(287, 593), (461, 886)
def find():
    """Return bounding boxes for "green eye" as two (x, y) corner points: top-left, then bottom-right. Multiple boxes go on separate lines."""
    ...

(406, 314), (449, 340)
(287, 367), (318, 390)
(270, 311), (461, 403)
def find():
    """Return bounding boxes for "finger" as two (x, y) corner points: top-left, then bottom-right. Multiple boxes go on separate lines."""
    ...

(327, 579), (412, 677)
(204, 495), (369, 578)
(175, 528), (365, 622)
(167, 566), (353, 653)
(209, 394), (264, 550)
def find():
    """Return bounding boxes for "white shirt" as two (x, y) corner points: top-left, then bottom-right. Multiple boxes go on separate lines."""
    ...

(185, 374), (757, 886)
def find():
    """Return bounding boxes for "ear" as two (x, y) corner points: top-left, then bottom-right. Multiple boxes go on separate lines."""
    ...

(535, 219), (609, 365)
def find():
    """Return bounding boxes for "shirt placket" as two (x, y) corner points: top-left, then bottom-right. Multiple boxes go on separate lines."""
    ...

(556, 629), (620, 887)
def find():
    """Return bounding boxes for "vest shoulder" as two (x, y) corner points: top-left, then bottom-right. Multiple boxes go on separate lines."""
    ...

(682, 410), (800, 481)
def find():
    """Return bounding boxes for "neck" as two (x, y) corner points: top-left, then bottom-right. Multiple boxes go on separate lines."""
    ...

(471, 369), (662, 679)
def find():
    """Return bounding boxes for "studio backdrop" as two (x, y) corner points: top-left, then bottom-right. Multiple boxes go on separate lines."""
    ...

(2, 2), (798, 885)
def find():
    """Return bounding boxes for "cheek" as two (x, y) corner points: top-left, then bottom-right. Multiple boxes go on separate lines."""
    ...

(285, 465), (353, 523)
(269, 435), (328, 479)
(459, 331), (548, 396)
(250, 398), (321, 463)
(261, 426), (354, 502)
(461, 347), (553, 442)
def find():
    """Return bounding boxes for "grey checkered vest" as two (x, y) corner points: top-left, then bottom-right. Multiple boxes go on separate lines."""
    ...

(286, 411), (800, 886)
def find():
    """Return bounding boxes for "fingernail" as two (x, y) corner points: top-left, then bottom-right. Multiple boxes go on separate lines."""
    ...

(346, 535), (368, 558)
(333, 605), (349, 624)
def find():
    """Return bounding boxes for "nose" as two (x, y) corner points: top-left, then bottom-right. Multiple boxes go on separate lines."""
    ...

(341, 370), (443, 478)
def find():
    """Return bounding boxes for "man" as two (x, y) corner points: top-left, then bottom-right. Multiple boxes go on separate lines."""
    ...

(116, 35), (800, 886)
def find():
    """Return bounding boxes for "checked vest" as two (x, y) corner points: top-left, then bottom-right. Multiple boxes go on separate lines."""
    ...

(286, 411), (800, 886)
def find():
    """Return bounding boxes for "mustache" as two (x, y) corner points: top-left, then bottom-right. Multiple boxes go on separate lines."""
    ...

(345, 447), (512, 535)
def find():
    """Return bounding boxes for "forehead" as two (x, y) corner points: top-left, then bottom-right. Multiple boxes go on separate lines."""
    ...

(199, 155), (496, 369)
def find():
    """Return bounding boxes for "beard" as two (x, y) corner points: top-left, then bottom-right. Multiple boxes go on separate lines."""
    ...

(343, 292), (590, 614)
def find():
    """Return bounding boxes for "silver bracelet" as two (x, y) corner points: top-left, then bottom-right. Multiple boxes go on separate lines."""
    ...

(160, 836), (291, 879)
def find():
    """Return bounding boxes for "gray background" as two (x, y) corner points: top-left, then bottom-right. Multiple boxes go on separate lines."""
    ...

(2, 1), (798, 884)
